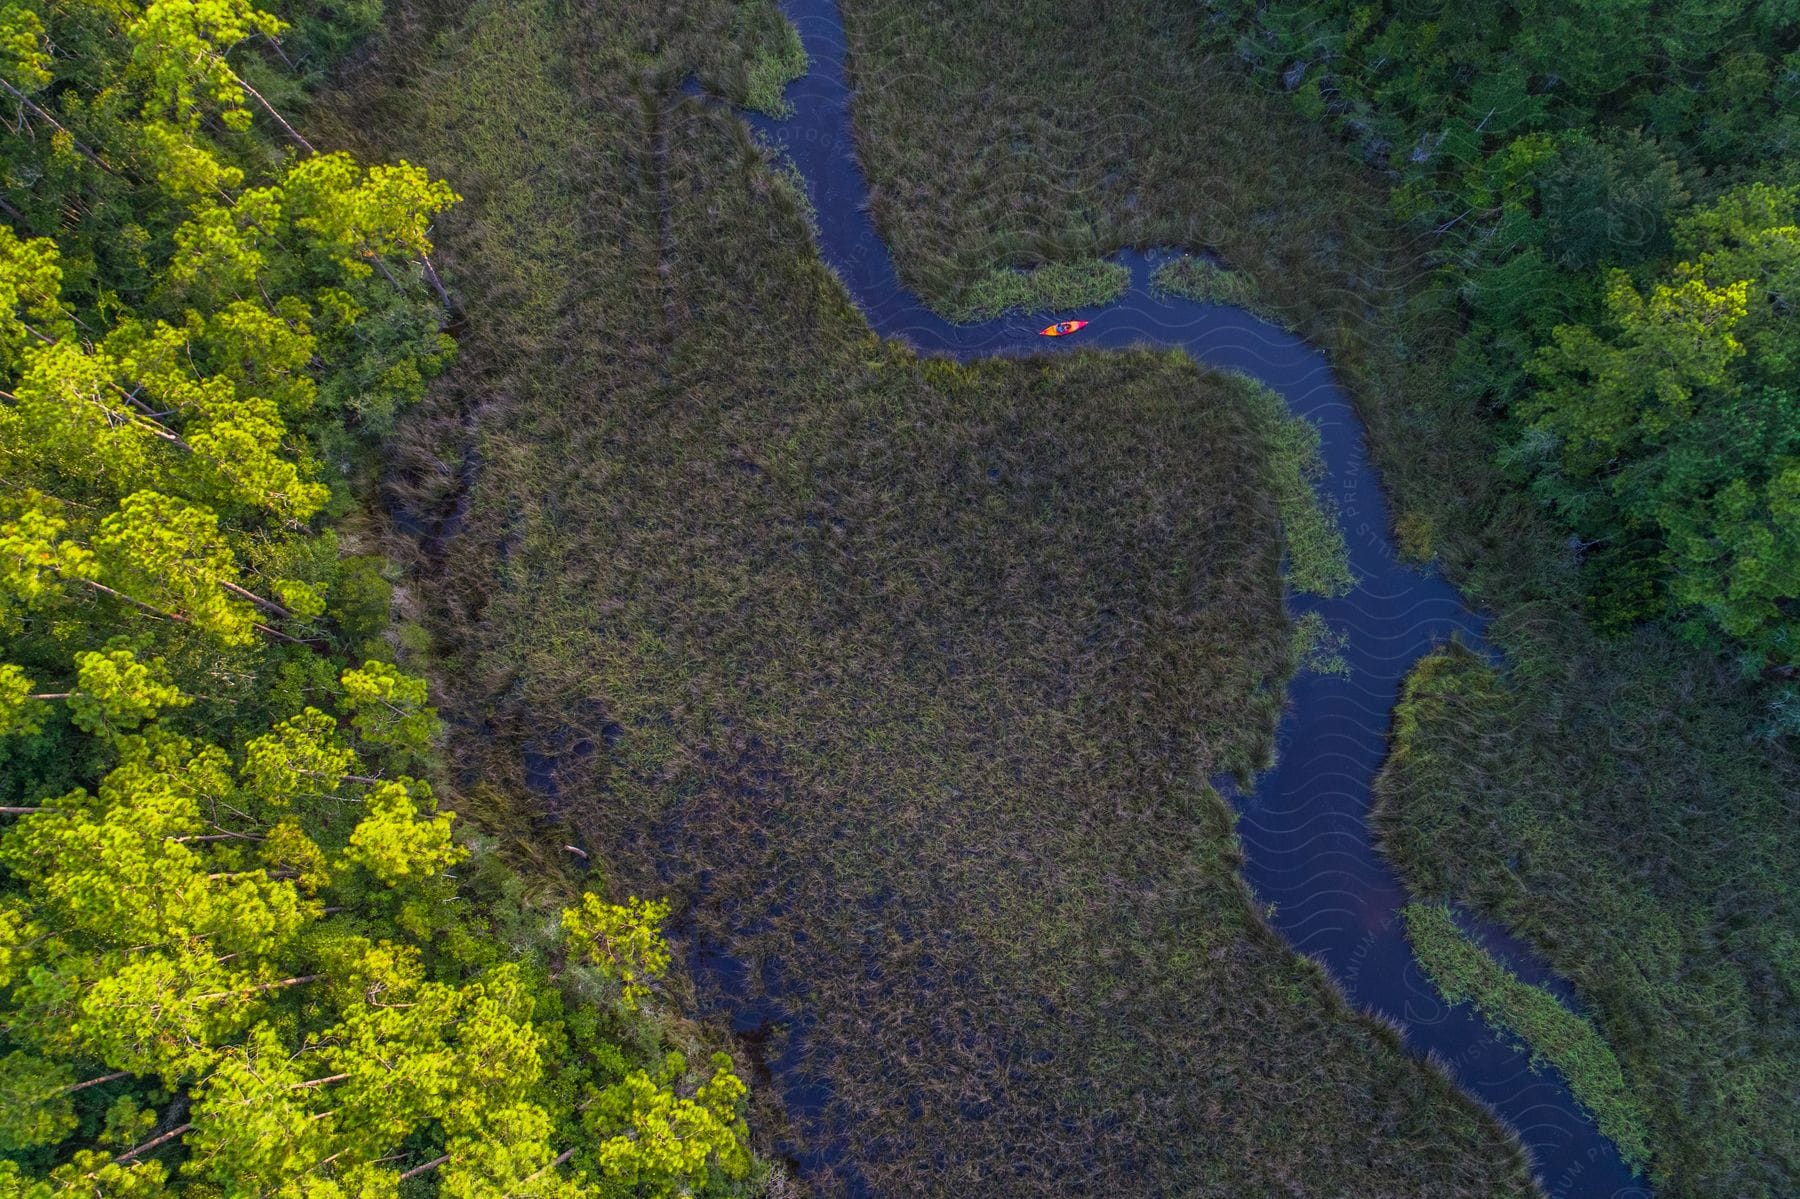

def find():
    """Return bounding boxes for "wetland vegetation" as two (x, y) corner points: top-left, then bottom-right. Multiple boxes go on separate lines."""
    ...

(836, 0), (1800, 1193)
(323, 0), (1542, 1191)
(3, 0), (1794, 1195)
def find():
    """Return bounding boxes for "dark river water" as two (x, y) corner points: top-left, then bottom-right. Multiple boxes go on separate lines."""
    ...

(700, 1), (1652, 1193)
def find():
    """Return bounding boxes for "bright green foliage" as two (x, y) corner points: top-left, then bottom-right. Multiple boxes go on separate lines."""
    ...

(67, 645), (189, 735)
(6, 341), (167, 502)
(0, 499), (98, 646)
(343, 777), (464, 884)
(588, 1053), (751, 1192)
(0, 4), (52, 93)
(0, 227), (67, 368)
(0, 1052), (77, 1151)
(0, 0), (460, 708)
(3, 1152), (171, 1199)
(93, 491), (260, 643)
(284, 153), (459, 277)
(440, 1103), (590, 1199)
(128, 0), (287, 129)
(1517, 185), (1800, 666)
(0, 709), (747, 1195)
(562, 892), (672, 1011)
(0, 898), (41, 989)
(339, 659), (439, 755)
(0, 664), (40, 737)
(241, 707), (356, 808)
(0, 4), (750, 1195)
(166, 191), (282, 296)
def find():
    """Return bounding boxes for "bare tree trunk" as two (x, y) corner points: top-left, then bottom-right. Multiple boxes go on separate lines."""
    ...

(66, 1071), (132, 1093)
(231, 68), (316, 154)
(399, 1154), (451, 1181)
(115, 1121), (192, 1163)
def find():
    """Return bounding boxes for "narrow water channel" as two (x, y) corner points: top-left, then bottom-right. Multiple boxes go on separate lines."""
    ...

(711, 2), (1650, 1193)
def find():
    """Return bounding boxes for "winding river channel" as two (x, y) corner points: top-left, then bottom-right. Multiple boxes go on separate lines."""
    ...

(714, 2), (1650, 1194)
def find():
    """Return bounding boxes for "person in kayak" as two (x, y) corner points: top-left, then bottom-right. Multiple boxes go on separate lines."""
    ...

(1040, 319), (1088, 337)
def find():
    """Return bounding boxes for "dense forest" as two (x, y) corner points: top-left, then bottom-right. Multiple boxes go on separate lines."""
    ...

(0, 3), (754, 1196)
(1210, 0), (1800, 689)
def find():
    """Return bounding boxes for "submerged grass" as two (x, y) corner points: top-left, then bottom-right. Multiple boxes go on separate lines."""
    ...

(325, 0), (1541, 1194)
(1402, 903), (1652, 1171)
(837, 2), (1800, 1194)
(1291, 611), (1350, 678)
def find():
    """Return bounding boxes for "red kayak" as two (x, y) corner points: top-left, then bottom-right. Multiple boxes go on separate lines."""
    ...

(1039, 319), (1088, 337)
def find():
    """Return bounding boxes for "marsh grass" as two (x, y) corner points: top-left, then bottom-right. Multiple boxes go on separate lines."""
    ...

(320, 0), (1541, 1194)
(736, 0), (807, 116)
(1402, 903), (1652, 1171)
(1291, 611), (1350, 678)
(951, 257), (1127, 321)
(835, 0), (1495, 597)
(1377, 643), (1799, 1197)
(839, 4), (1800, 1194)
(1236, 377), (1354, 598)
(1151, 255), (1275, 321)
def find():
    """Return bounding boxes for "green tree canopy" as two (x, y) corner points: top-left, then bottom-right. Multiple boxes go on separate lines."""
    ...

(0, 4), (755, 1195)
(1515, 183), (1800, 668)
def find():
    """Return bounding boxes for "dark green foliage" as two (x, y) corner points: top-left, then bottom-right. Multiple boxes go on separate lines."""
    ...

(1534, 132), (1690, 271)
(1204, 0), (1800, 192)
(1512, 185), (1800, 669)
(274, 0), (386, 72)
(1204, 0), (1800, 675)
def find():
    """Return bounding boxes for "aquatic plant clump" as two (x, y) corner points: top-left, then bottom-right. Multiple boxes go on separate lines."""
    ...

(1291, 611), (1351, 677)
(1151, 254), (1261, 309)
(951, 257), (1129, 321)
(739, 0), (808, 116)
(1403, 904), (1653, 1171)
(1234, 378), (1356, 597)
